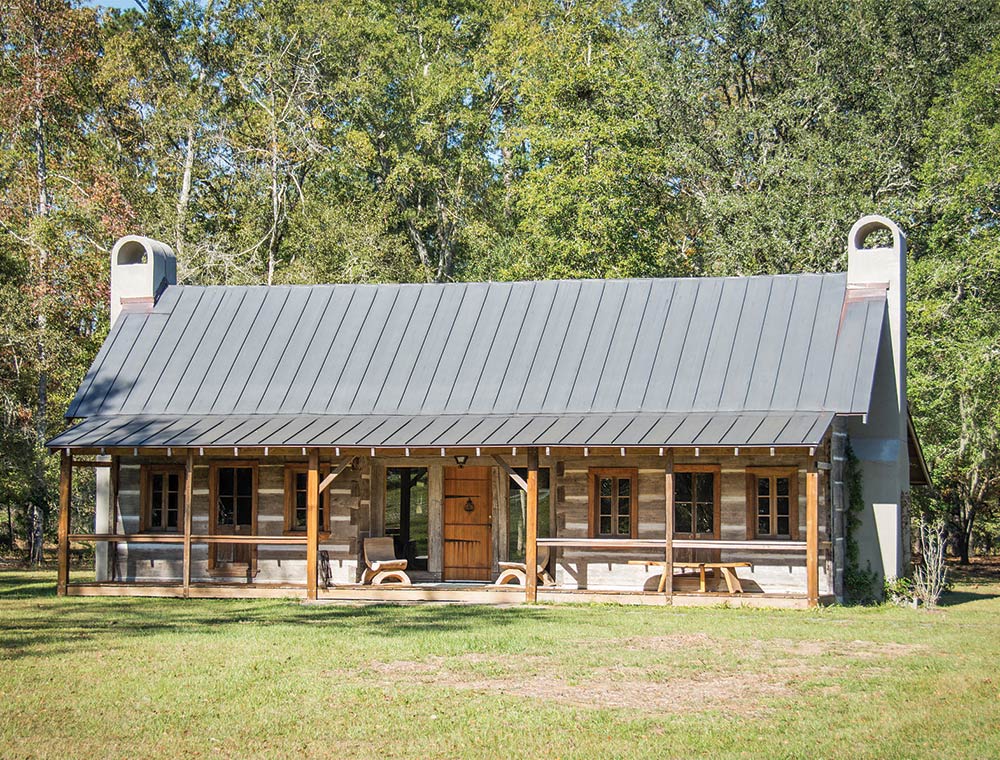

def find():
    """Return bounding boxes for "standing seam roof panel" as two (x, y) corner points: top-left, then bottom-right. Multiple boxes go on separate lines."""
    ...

(187, 289), (268, 414)
(220, 288), (294, 414)
(257, 287), (335, 412)
(798, 276), (850, 409)
(691, 278), (748, 410)
(591, 281), (655, 411)
(233, 287), (314, 413)
(119, 288), (203, 414)
(351, 286), (424, 412)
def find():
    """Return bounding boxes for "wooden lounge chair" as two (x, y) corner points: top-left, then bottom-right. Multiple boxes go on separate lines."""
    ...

(362, 537), (411, 585)
(495, 545), (556, 587)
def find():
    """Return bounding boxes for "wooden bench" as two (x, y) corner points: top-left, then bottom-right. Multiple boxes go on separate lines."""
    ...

(628, 560), (753, 594)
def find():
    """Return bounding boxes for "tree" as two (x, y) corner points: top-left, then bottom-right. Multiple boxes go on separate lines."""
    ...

(0, 0), (108, 562)
(910, 46), (1000, 564)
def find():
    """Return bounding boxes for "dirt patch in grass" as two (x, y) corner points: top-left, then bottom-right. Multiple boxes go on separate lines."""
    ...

(348, 648), (794, 716)
(620, 632), (924, 659)
(337, 634), (924, 715)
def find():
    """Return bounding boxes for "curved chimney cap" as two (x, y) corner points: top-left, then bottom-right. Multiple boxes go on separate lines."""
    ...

(849, 215), (906, 255)
(109, 235), (177, 324)
(111, 235), (176, 267)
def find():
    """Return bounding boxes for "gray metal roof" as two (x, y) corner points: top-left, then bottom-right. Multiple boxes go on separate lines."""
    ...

(48, 411), (835, 449)
(65, 274), (884, 417)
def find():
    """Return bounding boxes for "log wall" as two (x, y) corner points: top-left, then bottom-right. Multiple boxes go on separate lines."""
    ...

(112, 453), (366, 585)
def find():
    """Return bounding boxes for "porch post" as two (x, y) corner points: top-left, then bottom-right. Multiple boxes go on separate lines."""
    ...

(806, 463), (819, 607)
(307, 448), (320, 600)
(182, 450), (194, 597)
(525, 446), (539, 603)
(57, 451), (72, 596)
(109, 454), (121, 581)
(663, 450), (674, 597)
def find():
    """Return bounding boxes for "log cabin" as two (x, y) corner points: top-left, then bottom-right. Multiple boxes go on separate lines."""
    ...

(48, 215), (930, 607)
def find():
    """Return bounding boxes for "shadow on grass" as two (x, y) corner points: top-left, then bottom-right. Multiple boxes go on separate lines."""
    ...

(937, 588), (1000, 607)
(0, 571), (552, 662)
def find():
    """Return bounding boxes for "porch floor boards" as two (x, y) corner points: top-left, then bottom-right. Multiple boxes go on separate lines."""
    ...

(64, 581), (820, 607)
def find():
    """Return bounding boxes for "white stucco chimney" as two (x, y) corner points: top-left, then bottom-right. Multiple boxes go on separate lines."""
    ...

(845, 215), (910, 583)
(847, 215), (906, 423)
(110, 235), (176, 325)
(96, 235), (176, 582)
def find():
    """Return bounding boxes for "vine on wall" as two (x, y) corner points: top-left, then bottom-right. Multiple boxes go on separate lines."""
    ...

(845, 442), (878, 602)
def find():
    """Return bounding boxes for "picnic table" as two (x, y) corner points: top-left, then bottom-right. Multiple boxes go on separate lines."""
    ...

(628, 560), (753, 593)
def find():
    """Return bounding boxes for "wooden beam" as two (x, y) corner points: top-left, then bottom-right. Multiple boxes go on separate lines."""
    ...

(664, 449), (675, 597)
(491, 455), (528, 492)
(109, 454), (121, 581)
(427, 464), (443, 577)
(68, 460), (112, 469)
(57, 451), (72, 596)
(183, 450), (194, 597)
(307, 449), (319, 600)
(525, 447), (539, 604)
(806, 464), (819, 608)
(318, 459), (351, 493)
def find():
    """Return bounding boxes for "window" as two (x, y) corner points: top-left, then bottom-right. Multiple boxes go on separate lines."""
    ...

(673, 465), (720, 538)
(208, 462), (258, 572)
(508, 467), (551, 562)
(216, 466), (255, 528)
(140, 465), (185, 532)
(746, 468), (799, 539)
(386, 467), (429, 571)
(284, 465), (330, 535)
(589, 468), (638, 538)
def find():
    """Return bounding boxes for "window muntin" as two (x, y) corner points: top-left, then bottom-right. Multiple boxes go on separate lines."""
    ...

(673, 466), (719, 538)
(589, 469), (637, 538)
(748, 469), (798, 539)
(141, 465), (185, 532)
(217, 466), (254, 527)
(508, 467), (551, 562)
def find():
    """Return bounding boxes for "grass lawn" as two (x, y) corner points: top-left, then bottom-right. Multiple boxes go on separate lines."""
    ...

(1, 567), (999, 759)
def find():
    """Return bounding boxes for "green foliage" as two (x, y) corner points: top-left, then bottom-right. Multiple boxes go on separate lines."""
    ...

(909, 44), (1000, 562)
(844, 442), (878, 602)
(882, 575), (915, 607)
(3, 0), (1000, 559)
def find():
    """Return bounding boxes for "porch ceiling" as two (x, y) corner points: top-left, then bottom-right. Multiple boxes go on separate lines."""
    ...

(47, 411), (834, 450)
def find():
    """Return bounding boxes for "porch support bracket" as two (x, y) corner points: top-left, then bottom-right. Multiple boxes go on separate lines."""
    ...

(318, 458), (351, 494)
(491, 455), (528, 492)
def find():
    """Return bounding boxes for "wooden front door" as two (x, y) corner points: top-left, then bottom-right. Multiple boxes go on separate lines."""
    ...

(209, 463), (257, 576)
(443, 466), (492, 581)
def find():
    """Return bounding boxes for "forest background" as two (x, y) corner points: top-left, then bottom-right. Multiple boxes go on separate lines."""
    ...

(2, 0), (998, 573)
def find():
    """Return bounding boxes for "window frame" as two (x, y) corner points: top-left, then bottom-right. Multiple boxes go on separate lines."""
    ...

(207, 460), (259, 573)
(672, 464), (721, 540)
(208, 460), (259, 534)
(283, 464), (331, 537)
(588, 468), (639, 539)
(139, 464), (186, 533)
(745, 467), (799, 540)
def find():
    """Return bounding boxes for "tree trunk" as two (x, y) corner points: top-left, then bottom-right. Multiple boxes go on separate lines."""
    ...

(30, 9), (50, 568)
(267, 93), (280, 286)
(175, 123), (195, 261)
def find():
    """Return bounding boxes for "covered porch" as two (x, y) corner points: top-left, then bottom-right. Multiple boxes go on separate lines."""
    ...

(55, 436), (832, 608)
